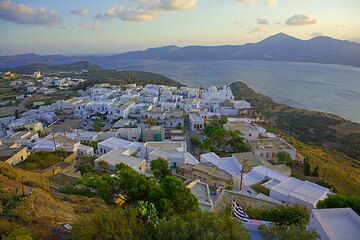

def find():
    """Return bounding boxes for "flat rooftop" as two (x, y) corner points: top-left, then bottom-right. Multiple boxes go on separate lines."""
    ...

(145, 141), (184, 151)
(248, 138), (294, 151)
(311, 208), (360, 240)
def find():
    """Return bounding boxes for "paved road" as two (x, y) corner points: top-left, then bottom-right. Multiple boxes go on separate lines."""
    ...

(183, 119), (204, 159)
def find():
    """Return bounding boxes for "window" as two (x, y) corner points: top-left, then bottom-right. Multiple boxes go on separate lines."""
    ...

(260, 153), (264, 157)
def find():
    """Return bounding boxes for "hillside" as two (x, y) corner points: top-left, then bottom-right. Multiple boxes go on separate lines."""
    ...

(0, 162), (106, 239)
(1, 61), (184, 88)
(0, 61), (101, 75)
(229, 81), (360, 194)
(1, 33), (360, 68)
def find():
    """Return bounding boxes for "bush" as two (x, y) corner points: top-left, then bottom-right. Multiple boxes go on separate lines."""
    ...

(189, 135), (201, 147)
(154, 212), (250, 240)
(150, 158), (171, 182)
(251, 184), (270, 196)
(245, 204), (310, 225)
(316, 194), (360, 215)
(260, 223), (318, 240)
(303, 158), (311, 176)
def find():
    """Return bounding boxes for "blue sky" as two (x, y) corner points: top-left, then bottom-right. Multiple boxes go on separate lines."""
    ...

(0, 0), (359, 55)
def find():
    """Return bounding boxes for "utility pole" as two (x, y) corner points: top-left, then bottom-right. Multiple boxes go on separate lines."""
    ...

(21, 177), (25, 196)
(239, 169), (244, 191)
(52, 132), (57, 151)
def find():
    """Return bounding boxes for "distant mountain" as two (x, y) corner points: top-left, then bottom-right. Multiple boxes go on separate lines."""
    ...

(1, 33), (360, 67)
(0, 61), (102, 74)
(103, 33), (360, 66)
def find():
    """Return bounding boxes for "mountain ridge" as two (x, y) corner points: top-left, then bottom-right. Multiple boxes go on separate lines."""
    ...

(1, 33), (360, 68)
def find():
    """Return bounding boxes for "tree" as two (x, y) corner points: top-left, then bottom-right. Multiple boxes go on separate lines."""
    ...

(317, 194), (360, 215)
(145, 118), (157, 126)
(150, 158), (172, 182)
(311, 166), (319, 177)
(259, 223), (318, 240)
(199, 138), (213, 152)
(154, 211), (250, 240)
(98, 161), (109, 173)
(92, 119), (103, 132)
(303, 158), (311, 176)
(276, 151), (293, 166)
(159, 176), (199, 217)
(176, 125), (183, 130)
(70, 207), (149, 240)
(189, 135), (201, 147)
(78, 163), (94, 175)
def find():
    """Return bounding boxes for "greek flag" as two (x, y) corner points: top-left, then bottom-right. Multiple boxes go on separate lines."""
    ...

(232, 199), (249, 222)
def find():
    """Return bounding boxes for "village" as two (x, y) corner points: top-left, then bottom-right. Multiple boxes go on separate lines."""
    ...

(0, 71), (359, 240)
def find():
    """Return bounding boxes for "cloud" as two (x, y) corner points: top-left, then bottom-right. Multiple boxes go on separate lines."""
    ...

(235, 0), (277, 6)
(79, 23), (100, 31)
(310, 32), (322, 38)
(233, 20), (246, 28)
(159, 0), (197, 11)
(285, 13), (317, 26)
(248, 27), (263, 33)
(236, 0), (256, 2)
(0, 0), (60, 26)
(118, 7), (159, 21)
(256, 18), (269, 25)
(95, 6), (120, 21)
(96, 0), (196, 22)
(265, 0), (277, 6)
(70, 8), (89, 15)
(96, 6), (158, 22)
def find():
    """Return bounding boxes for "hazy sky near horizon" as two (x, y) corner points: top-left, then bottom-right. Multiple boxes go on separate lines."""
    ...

(0, 0), (359, 55)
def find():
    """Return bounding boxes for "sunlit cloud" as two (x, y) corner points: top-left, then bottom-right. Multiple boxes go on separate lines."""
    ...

(265, 0), (277, 6)
(70, 8), (89, 15)
(96, 0), (197, 22)
(285, 13), (317, 26)
(79, 23), (100, 31)
(0, 0), (60, 26)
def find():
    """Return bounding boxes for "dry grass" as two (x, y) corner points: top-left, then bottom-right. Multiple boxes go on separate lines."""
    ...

(283, 135), (360, 195)
(0, 162), (49, 191)
(0, 162), (107, 239)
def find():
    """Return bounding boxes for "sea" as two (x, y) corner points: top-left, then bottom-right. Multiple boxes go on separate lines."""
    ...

(94, 59), (360, 123)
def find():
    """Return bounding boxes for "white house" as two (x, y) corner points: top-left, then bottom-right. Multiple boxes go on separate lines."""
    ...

(248, 138), (297, 161)
(270, 177), (330, 208)
(201, 86), (234, 104)
(200, 152), (242, 178)
(308, 208), (360, 240)
(140, 141), (190, 168)
(94, 147), (146, 173)
(243, 165), (290, 187)
(189, 113), (204, 132)
(97, 137), (133, 155)
(32, 139), (60, 152)
(76, 144), (94, 156)
(116, 127), (142, 141)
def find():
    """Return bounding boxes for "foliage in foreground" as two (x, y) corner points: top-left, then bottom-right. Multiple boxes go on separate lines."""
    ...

(259, 223), (318, 240)
(70, 206), (250, 240)
(316, 194), (360, 215)
(61, 163), (199, 218)
(245, 204), (310, 225)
